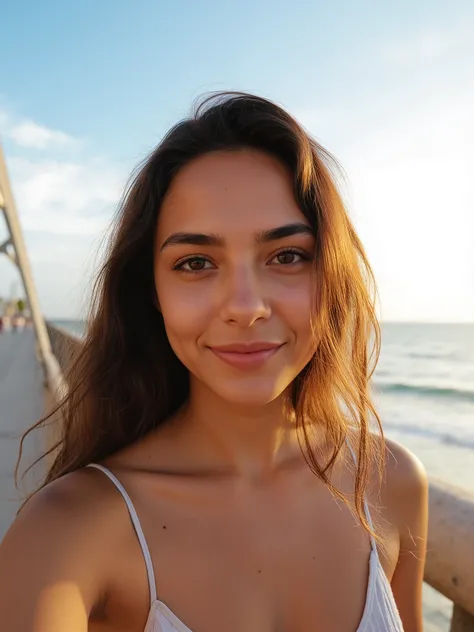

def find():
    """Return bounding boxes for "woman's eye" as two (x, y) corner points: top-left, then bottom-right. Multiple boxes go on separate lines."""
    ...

(175, 256), (213, 272)
(271, 250), (306, 265)
(174, 250), (308, 272)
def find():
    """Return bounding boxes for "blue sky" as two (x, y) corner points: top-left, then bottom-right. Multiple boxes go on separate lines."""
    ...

(1, 0), (473, 321)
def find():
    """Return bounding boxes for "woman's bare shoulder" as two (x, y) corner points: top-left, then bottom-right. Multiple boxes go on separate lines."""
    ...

(348, 427), (428, 493)
(382, 436), (429, 505)
(347, 428), (429, 535)
(0, 467), (126, 631)
(3, 465), (127, 543)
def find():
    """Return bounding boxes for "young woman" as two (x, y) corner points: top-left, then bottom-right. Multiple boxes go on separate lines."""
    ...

(0, 92), (428, 632)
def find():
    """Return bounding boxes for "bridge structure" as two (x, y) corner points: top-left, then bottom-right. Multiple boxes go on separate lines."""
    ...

(0, 143), (64, 537)
(0, 144), (473, 631)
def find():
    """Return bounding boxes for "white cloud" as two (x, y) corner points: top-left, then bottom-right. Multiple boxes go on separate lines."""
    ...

(0, 107), (125, 235)
(8, 156), (124, 235)
(8, 120), (75, 149)
(0, 108), (76, 150)
(0, 108), (127, 316)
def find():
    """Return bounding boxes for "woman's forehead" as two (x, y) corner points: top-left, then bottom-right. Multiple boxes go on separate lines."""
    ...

(157, 149), (304, 238)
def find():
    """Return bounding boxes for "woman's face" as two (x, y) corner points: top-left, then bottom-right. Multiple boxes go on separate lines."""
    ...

(154, 149), (316, 405)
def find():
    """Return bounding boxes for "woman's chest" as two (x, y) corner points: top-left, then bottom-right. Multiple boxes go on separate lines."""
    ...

(92, 480), (399, 632)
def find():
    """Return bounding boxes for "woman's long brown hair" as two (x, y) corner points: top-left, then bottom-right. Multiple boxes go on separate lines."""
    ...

(16, 92), (385, 544)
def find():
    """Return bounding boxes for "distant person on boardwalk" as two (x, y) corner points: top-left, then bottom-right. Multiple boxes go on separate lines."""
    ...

(0, 93), (428, 632)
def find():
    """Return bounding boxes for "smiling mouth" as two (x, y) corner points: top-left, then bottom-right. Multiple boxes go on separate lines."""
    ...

(208, 343), (285, 370)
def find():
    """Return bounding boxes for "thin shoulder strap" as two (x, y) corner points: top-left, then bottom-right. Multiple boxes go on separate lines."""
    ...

(344, 437), (378, 556)
(87, 463), (157, 604)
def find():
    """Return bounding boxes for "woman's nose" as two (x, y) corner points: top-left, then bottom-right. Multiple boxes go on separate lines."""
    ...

(219, 266), (271, 327)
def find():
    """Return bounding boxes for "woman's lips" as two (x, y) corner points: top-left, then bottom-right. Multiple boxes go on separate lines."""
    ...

(208, 343), (284, 370)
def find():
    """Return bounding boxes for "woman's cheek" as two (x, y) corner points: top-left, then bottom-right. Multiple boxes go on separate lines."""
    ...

(160, 283), (213, 334)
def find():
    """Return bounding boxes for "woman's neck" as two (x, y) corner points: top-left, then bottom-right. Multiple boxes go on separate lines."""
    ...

(172, 380), (319, 481)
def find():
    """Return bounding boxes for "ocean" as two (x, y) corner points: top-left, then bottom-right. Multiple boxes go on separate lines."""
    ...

(51, 320), (474, 492)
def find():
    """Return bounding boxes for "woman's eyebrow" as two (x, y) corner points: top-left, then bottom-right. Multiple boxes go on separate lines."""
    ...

(160, 232), (223, 251)
(256, 222), (313, 243)
(160, 222), (313, 251)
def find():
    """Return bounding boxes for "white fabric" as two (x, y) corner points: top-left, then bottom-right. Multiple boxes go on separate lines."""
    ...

(87, 463), (157, 605)
(88, 438), (404, 631)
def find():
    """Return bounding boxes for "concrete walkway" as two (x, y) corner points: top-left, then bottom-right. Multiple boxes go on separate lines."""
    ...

(0, 328), (45, 540)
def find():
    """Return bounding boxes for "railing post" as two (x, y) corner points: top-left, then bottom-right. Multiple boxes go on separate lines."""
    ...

(450, 605), (474, 632)
(0, 142), (66, 399)
(0, 142), (52, 376)
(425, 480), (474, 618)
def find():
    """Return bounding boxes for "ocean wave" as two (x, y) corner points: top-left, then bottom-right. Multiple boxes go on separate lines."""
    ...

(407, 351), (457, 360)
(383, 421), (474, 450)
(373, 381), (474, 403)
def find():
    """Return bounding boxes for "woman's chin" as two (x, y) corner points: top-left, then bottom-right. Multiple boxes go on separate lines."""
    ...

(207, 377), (288, 408)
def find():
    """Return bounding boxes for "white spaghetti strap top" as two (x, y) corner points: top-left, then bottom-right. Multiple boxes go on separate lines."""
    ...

(87, 437), (404, 631)
(87, 464), (158, 605)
